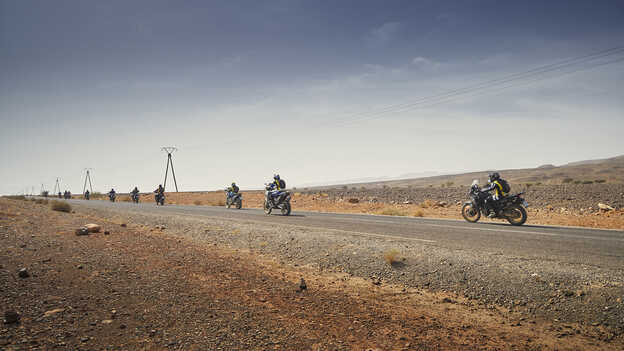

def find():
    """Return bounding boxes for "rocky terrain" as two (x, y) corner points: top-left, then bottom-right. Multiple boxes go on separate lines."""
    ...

(2, 198), (623, 350)
(306, 183), (624, 211)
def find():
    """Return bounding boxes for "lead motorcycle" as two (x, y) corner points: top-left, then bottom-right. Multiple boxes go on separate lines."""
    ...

(131, 192), (140, 204)
(263, 183), (292, 216)
(461, 180), (528, 226)
(225, 189), (242, 209)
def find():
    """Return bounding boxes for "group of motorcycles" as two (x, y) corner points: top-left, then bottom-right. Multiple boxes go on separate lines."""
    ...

(70, 177), (530, 225)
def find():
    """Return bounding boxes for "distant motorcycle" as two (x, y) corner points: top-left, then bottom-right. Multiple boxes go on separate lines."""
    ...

(155, 192), (165, 206)
(84, 192), (90, 200)
(263, 183), (291, 216)
(109, 193), (116, 202)
(131, 193), (140, 204)
(461, 180), (528, 226)
(225, 190), (243, 209)
(63, 191), (71, 200)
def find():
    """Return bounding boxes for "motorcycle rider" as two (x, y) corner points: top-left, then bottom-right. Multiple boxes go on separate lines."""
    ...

(267, 174), (286, 205)
(154, 184), (164, 201)
(481, 172), (509, 217)
(227, 182), (240, 200)
(108, 188), (116, 200)
(130, 186), (140, 201)
(84, 190), (90, 200)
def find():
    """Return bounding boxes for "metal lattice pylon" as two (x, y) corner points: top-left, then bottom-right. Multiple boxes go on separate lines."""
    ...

(161, 147), (179, 192)
(82, 168), (94, 194)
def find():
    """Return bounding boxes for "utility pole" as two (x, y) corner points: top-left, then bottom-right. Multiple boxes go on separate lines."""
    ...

(53, 178), (61, 194)
(161, 147), (179, 192)
(82, 168), (94, 194)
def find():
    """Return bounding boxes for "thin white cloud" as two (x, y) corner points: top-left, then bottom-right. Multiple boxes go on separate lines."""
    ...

(365, 21), (402, 46)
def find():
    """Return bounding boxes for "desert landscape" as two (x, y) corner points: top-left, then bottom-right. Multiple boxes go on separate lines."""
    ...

(2, 196), (623, 350)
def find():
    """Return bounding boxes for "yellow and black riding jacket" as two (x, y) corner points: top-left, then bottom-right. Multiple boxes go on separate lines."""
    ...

(483, 180), (508, 198)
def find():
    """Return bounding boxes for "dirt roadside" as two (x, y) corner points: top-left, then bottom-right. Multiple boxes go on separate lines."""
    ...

(1, 198), (622, 350)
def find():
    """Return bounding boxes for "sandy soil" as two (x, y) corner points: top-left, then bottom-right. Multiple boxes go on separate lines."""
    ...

(2, 198), (622, 350)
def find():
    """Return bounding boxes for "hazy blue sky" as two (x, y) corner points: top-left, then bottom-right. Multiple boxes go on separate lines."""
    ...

(1, 0), (623, 194)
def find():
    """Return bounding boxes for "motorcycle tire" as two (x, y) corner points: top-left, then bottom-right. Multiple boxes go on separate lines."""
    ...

(504, 205), (527, 226)
(281, 202), (291, 216)
(264, 201), (272, 215)
(236, 200), (242, 209)
(226, 200), (231, 209)
(461, 203), (481, 223)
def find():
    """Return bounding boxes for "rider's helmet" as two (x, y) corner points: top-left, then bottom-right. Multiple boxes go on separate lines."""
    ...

(231, 182), (236, 186)
(488, 172), (500, 183)
(273, 174), (280, 181)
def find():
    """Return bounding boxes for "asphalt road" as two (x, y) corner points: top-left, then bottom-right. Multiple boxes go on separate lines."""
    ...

(68, 199), (624, 270)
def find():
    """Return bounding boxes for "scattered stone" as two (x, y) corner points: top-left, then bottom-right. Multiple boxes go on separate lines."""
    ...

(119, 324), (126, 329)
(3, 310), (20, 324)
(402, 200), (413, 204)
(75, 227), (89, 236)
(441, 297), (456, 304)
(299, 278), (307, 291)
(44, 308), (65, 317)
(81, 337), (89, 343)
(84, 223), (101, 233)
(598, 203), (614, 211)
(18, 268), (29, 278)
(371, 277), (382, 286)
(102, 319), (113, 324)
(77, 264), (83, 269)
(104, 231), (110, 235)
(120, 223), (127, 227)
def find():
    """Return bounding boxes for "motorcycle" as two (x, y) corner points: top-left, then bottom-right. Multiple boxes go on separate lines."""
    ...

(84, 192), (90, 200)
(263, 183), (291, 216)
(225, 189), (243, 209)
(461, 180), (528, 226)
(131, 192), (140, 204)
(64, 191), (71, 200)
(155, 192), (165, 206)
(109, 193), (116, 202)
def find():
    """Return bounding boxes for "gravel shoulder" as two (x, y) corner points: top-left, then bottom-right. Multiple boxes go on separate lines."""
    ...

(1, 198), (623, 350)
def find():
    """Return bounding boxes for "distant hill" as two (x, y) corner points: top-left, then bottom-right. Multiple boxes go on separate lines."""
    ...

(306, 154), (624, 190)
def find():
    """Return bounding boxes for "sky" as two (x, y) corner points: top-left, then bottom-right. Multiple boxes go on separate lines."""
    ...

(1, 0), (623, 194)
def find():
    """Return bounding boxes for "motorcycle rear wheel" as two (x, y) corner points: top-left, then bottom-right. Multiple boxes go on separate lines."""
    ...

(236, 200), (242, 209)
(504, 205), (527, 226)
(461, 203), (481, 223)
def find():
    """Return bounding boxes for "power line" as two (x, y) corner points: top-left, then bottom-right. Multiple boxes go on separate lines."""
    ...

(161, 147), (179, 192)
(330, 46), (624, 127)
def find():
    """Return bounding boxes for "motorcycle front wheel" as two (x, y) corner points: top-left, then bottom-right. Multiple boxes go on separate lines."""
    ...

(264, 201), (272, 215)
(281, 202), (291, 216)
(504, 205), (527, 226)
(461, 203), (481, 223)
(226, 200), (231, 209)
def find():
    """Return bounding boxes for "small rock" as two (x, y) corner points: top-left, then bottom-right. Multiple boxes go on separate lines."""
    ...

(18, 268), (29, 278)
(104, 231), (110, 235)
(44, 308), (65, 317)
(120, 223), (127, 227)
(299, 278), (307, 291)
(347, 198), (360, 204)
(77, 265), (83, 269)
(75, 227), (89, 236)
(84, 223), (101, 233)
(102, 319), (113, 324)
(81, 337), (89, 343)
(3, 310), (20, 324)
(598, 203), (614, 211)
(441, 297), (455, 304)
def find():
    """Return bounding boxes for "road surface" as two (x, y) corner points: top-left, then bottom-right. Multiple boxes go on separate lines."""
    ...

(67, 199), (624, 269)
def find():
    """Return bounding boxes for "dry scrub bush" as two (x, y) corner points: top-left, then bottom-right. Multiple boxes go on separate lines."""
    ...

(193, 200), (202, 206)
(420, 200), (435, 208)
(50, 200), (71, 213)
(380, 207), (407, 216)
(5, 195), (26, 201)
(35, 198), (49, 205)
(384, 249), (401, 265)
(412, 209), (424, 217)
